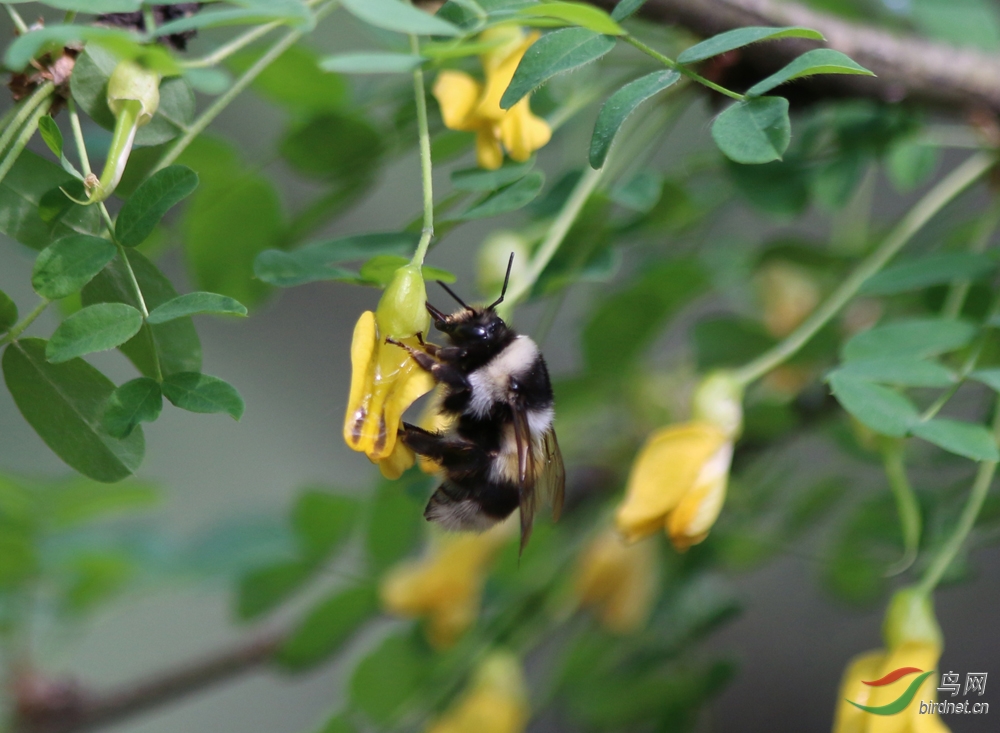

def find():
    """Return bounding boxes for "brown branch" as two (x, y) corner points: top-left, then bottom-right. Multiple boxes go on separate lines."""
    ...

(590, 0), (1000, 113)
(10, 630), (285, 733)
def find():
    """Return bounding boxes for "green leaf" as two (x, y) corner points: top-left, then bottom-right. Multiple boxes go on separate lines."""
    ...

(153, 3), (315, 36)
(32, 235), (117, 300)
(146, 293), (247, 324)
(9, 0), (140, 11)
(3, 338), (145, 482)
(293, 491), (360, 562)
(237, 561), (314, 620)
(46, 303), (144, 364)
(162, 372), (244, 420)
(886, 138), (939, 192)
(518, 3), (625, 35)
(457, 171), (545, 219)
(0, 290), (16, 334)
(366, 477), (426, 572)
(711, 96), (791, 164)
(859, 253), (997, 295)
(277, 586), (378, 670)
(827, 373), (919, 437)
(693, 316), (776, 371)
(116, 165), (199, 248)
(842, 318), (977, 361)
(590, 70), (679, 168)
(349, 633), (428, 724)
(320, 53), (425, 74)
(254, 232), (419, 287)
(102, 378), (163, 439)
(610, 170), (662, 212)
(38, 115), (63, 157)
(971, 368), (1000, 393)
(677, 26), (825, 65)
(832, 358), (956, 388)
(60, 551), (135, 613)
(6, 25), (179, 76)
(0, 150), (102, 250)
(279, 111), (385, 183)
(82, 249), (202, 378)
(501, 27), (617, 109)
(44, 478), (159, 529)
(911, 419), (1000, 461)
(746, 49), (874, 97)
(69, 46), (192, 145)
(611, 0), (647, 21)
(451, 159), (535, 191)
(584, 259), (707, 377)
(359, 257), (456, 287)
(341, 0), (462, 36)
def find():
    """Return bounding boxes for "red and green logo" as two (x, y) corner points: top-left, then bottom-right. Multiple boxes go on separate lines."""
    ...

(847, 667), (936, 715)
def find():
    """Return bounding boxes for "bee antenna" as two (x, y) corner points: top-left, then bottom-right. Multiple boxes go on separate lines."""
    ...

(438, 281), (471, 311)
(488, 252), (515, 310)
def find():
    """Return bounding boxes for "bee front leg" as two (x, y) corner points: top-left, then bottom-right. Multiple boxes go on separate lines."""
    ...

(386, 337), (467, 388)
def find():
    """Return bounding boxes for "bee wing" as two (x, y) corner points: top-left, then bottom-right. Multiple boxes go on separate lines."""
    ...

(511, 404), (538, 554)
(539, 429), (566, 522)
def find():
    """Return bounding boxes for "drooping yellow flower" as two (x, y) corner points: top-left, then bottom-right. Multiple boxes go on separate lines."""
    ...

(380, 523), (512, 648)
(427, 651), (529, 733)
(574, 528), (660, 634)
(433, 26), (551, 170)
(344, 264), (435, 477)
(833, 589), (949, 733)
(616, 372), (743, 550)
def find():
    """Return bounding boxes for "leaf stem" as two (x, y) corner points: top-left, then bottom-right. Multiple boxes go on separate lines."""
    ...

(732, 151), (996, 387)
(0, 299), (50, 348)
(0, 96), (50, 187)
(917, 401), (1000, 594)
(156, 1), (337, 172)
(497, 166), (604, 319)
(3, 3), (28, 35)
(409, 35), (434, 267)
(0, 81), (54, 159)
(67, 97), (93, 176)
(880, 439), (921, 576)
(623, 35), (744, 101)
(181, 20), (284, 69)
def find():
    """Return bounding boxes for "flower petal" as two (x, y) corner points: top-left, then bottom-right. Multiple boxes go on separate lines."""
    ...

(343, 311), (378, 453)
(500, 100), (551, 162)
(666, 441), (733, 550)
(434, 70), (485, 132)
(616, 422), (728, 542)
(476, 127), (505, 170)
(832, 649), (885, 733)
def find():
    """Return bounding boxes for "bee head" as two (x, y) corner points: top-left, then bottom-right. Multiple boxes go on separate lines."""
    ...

(425, 252), (516, 350)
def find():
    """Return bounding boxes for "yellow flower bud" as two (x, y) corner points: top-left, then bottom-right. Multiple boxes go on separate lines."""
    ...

(476, 231), (529, 301)
(427, 651), (529, 733)
(574, 529), (659, 633)
(380, 523), (512, 648)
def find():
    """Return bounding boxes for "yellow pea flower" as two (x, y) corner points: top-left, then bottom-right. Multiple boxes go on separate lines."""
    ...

(427, 651), (529, 733)
(616, 372), (743, 550)
(574, 528), (660, 634)
(344, 264), (435, 477)
(433, 26), (551, 170)
(833, 589), (950, 733)
(380, 522), (512, 648)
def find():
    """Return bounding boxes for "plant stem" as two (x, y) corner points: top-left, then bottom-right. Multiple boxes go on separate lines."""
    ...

(498, 166), (604, 319)
(880, 439), (921, 576)
(67, 98), (93, 176)
(0, 97), (49, 187)
(156, 1), (337, 172)
(0, 299), (50, 347)
(623, 35), (744, 101)
(409, 35), (434, 267)
(4, 3), (28, 35)
(733, 151), (996, 387)
(0, 81), (54, 158)
(917, 402), (1000, 594)
(942, 196), (1000, 318)
(181, 20), (283, 69)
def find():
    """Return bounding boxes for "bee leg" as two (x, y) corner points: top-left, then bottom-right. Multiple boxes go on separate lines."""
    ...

(386, 338), (466, 388)
(400, 422), (469, 465)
